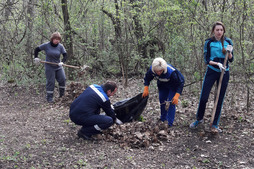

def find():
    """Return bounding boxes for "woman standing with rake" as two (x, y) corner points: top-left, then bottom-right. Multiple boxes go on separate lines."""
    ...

(34, 32), (67, 103)
(189, 21), (233, 133)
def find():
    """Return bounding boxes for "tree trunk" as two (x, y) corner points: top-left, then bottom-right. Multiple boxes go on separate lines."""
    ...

(239, 1), (250, 113)
(61, 0), (74, 79)
(26, 0), (34, 63)
(102, 0), (128, 87)
(5, 0), (13, 19)
(130, 0), (144, 55)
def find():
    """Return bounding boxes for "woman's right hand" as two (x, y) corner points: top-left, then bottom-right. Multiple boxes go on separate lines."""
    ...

(217, 63), (225, 71)
(142, 86), (149, 98)
(34, 58), (41, 65)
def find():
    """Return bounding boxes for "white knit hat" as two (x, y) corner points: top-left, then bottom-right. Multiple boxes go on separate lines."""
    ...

(152, 57), (168, 74)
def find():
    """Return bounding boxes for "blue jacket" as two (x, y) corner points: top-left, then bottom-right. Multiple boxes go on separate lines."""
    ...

(69, 84), (116, 121)
(144, 64), (185, 94)
(204, 37), (234, 72)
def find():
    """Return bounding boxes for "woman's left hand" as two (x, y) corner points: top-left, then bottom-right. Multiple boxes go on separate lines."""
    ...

(172, 93), (180, 105)
(58, 62), (64, 67)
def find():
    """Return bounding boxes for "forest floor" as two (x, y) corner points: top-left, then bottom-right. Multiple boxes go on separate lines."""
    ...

(0, 78), (253, 169)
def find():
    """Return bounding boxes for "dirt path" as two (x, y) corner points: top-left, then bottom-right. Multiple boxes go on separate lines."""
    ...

(0, 82), (253, 168)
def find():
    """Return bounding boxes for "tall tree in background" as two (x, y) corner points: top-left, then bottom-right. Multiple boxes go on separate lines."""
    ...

(130, 0), (144, 56)
(25, 0), (35, 63)
(238, 0), (252, 112)
(61, 0), (74, 79)
(130, 0), (165, 59)
(102, 0), (128, 86)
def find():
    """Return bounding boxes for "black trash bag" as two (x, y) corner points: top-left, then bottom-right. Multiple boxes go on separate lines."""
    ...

(113, 93), (149, 123)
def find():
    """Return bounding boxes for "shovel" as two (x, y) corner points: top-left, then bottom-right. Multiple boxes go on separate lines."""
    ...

(40, 60), (89, 71)
(210, 45), (233, 133)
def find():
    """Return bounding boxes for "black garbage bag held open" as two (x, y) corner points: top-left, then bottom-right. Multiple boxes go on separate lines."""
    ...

(113, 93), (149, 123)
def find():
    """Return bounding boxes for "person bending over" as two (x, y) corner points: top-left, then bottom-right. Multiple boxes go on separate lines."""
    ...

(142, 57), (185, 126)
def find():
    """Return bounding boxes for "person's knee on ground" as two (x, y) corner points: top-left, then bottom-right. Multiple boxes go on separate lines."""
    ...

(79, 116), (114, 138)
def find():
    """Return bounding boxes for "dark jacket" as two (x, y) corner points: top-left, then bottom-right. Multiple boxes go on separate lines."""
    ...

(69, 84), (116, 121)
(144, 64), (185, 94)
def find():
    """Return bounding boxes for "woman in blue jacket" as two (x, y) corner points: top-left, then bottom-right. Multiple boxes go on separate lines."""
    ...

(190, 21), (234, 133)
(142, 57), (185, 126)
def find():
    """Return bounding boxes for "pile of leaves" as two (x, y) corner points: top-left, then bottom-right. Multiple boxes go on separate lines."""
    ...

(57, 82), (88, 107)
(101, 120), (178, 148)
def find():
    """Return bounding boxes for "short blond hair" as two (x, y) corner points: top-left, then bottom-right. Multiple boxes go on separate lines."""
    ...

(152, 57), (168, 74)
(50, 32), (62, 42)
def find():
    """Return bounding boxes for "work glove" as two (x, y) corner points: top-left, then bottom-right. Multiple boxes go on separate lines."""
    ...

(226, 45), (233, 53)
(81, 65), (90, 71)
(142, 86), (149, 98)
(58, 62), (64, 67)
(217, 63), (225, 71)
(34, 58), (41, 65)
(171, 93), (180, 105)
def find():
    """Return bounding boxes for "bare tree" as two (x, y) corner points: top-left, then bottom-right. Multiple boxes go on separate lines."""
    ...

(102, 0), (128, 86)
(25, 0), (35, 63)
(61, 0), (74, 79)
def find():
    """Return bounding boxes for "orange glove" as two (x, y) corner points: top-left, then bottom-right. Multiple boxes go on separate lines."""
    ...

(142, 86), (149, 98)
(171, 93), (180, 105)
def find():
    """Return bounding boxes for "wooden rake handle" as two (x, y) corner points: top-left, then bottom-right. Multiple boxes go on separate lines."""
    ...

(210, 51), (229, 126)
(40, 60), (80, 69)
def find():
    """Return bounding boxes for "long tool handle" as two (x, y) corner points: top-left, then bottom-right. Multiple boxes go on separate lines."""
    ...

(210, 51), (229, 126)
(40, 60), (80, 69)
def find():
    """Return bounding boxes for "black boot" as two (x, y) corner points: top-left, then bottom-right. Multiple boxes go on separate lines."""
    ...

(46, 93), (54, 103)
(77, 129), (92, 140)
(59, 88), (65, 98)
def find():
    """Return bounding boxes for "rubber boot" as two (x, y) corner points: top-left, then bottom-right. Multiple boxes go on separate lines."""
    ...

(59, 88), (65, 98)
(46, 93), (54, 103)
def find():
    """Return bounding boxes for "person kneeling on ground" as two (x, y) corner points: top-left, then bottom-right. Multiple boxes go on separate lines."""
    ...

(69, 81), (118, 140)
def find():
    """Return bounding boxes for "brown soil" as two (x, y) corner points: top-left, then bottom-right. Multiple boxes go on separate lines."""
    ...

(0, 79), (253, 168)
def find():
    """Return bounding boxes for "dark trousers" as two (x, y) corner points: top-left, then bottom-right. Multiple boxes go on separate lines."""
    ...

(45, 66), (66, 100)
(71, 114), (114, 137)
(196, 67), (229, 125)
(158, 85), (176, 126)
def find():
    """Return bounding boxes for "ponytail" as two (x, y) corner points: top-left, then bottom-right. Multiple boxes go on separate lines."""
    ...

(221, 37), (226, 55)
